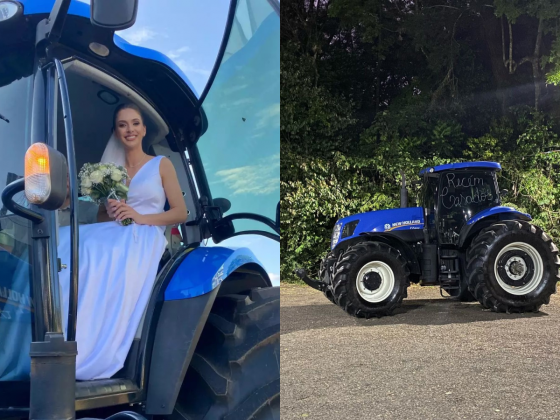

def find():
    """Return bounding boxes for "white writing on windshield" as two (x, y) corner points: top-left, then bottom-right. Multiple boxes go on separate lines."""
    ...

(440, 173), (493, 209)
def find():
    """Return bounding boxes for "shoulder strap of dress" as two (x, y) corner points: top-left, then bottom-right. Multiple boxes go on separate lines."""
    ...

(154, 155), (165, 176)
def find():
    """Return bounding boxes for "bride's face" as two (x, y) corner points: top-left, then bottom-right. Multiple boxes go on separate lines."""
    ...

(114, 108), (147, 149)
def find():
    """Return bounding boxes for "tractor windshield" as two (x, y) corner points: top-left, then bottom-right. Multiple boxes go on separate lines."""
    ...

(197, 0), (279, 235)
(0, 58), (34, 381)
(438, 170), (499, 244)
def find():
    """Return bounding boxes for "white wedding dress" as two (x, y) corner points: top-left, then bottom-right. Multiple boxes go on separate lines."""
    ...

(57, 155), (168, 380)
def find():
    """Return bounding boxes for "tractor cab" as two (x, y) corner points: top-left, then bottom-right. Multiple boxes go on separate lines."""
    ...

(419, 162), (502, 246)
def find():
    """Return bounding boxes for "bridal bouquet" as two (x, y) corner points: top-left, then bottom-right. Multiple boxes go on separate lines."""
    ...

(78, 162), (134, 226)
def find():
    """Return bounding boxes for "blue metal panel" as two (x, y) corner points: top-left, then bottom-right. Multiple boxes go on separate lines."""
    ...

(332, 207), (425, 249)
(20, 0), (89, 17)
(419, 161), (501, 175)
(19, 0), (198, 95)
(164, 246), (264, 300)
(112, 36), (199, 96)
(467, 206), (532, 225)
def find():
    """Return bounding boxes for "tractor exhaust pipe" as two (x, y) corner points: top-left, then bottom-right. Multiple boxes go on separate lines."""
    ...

(400, 171), (408, 208)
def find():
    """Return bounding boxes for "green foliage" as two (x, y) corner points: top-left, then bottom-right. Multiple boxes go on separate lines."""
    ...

(495, 0), (560, 21)
(280, 0), (560, 283)
(281, 155), (396, 280)
(281, 42), (356, 163)
(328, 0), (381, 42)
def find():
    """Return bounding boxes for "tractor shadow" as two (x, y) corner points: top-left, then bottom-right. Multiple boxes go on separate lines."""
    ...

(281, 294), (548, 335)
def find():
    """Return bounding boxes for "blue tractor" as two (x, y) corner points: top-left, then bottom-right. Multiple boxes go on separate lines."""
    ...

(0, 0), (279, 419)
(296, 162), (560, 318)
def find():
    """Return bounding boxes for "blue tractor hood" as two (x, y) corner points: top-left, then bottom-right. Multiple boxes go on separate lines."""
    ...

(332, 207), (424, 249)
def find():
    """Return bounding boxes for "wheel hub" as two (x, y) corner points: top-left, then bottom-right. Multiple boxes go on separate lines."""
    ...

(356, 260), (395, 303)
(507, 257), (527, 278)
(496, 249), (534, 287)
(362, 271), (382, 291)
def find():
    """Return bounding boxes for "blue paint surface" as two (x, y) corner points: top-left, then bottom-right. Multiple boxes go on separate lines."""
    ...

(19, 0), (198, 95)
(419, 161), (501, 175)
(467, 206), (532, 225)
(164, 246), (265, 300)
(332, 207), (425, 249)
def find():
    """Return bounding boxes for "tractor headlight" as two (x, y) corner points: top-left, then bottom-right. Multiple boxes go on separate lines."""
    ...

(24, 143), (68, 210)
(332, 222), (342, 246)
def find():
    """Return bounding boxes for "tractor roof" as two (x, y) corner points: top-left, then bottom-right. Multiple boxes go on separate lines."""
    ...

(19, 0), (198, 95)
(419, 161), (501, 175)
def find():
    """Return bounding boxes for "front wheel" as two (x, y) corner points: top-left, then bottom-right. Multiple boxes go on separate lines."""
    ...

(466, 221), (560, 313)
(320, 251), (338, 303)
(171, 287), (280, 419)
(330, 241), (410, 318)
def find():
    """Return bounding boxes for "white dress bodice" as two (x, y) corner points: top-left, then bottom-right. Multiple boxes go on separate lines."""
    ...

(126, 155), (166, 233)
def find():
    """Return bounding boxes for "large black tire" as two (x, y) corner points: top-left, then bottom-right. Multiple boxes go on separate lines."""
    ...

(171, 288), (280, 420)
(329, 241), (410, 318)
(466, 221), (560, 313)
(319, 251), (337, 303)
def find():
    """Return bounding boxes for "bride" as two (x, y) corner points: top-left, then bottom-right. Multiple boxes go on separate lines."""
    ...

(57, 103), (188, 380)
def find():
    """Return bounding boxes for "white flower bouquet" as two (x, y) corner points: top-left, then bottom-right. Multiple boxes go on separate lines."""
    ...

(78, 162), (134, 226)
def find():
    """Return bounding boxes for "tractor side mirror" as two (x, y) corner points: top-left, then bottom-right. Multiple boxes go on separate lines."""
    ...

(213, 197), (231, 215)
(90, 0), (139, 31)
(500, 189), (508, 198)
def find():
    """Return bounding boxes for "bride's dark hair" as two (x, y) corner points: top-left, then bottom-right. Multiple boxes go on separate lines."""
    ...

(112, 103), (145, 132)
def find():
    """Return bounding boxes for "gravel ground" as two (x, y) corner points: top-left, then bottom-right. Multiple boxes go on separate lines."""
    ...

(281, 284), (560, 420)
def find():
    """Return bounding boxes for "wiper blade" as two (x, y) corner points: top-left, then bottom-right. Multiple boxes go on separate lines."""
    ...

(0, 113), (9, 124)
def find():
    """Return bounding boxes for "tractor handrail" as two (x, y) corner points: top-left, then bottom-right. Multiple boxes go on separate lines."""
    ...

(54, 58), (80, 342)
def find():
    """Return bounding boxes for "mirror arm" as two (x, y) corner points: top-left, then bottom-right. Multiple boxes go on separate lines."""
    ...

(225, 230), (280, 243)
(0, 179), (44, 225)
(36, 0), (72, 46)
(220, 212), (279, 234)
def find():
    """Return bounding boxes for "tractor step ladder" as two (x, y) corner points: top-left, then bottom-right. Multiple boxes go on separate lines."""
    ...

(439, 250), (461, 298)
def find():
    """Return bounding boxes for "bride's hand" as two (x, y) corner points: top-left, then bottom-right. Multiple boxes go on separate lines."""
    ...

(106, 199), (118, 219)
(111, 200), (145, 224)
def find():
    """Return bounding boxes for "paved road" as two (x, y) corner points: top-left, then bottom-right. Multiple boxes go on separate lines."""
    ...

(281, 284), (560, 420)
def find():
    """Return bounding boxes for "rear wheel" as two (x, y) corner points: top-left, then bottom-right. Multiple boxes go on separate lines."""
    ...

(330, 242), (409, 318)
(171, 287), (280, 420)
(466, 221), (560, 313)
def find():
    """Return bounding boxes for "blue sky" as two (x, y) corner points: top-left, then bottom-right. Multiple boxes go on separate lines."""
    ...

(107, 0), (280, 285)
(116, 1), (231, 96)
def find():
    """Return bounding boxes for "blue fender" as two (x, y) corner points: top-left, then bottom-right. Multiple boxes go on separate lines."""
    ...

(465, 206), (532, 226)
(164, 246), (271, 300)
(459, 206), (532, 248)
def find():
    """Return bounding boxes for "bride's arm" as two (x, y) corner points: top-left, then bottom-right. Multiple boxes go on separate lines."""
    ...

(114, 157), (188, 226)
